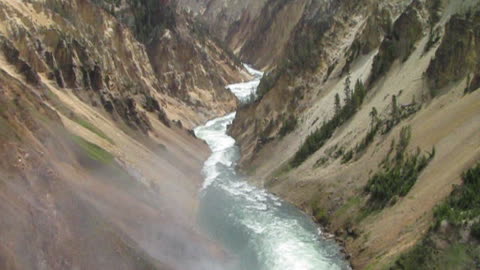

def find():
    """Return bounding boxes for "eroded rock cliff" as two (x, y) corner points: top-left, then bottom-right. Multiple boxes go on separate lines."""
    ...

(0, 0), (248, 269)
(223, 0), (480, 268)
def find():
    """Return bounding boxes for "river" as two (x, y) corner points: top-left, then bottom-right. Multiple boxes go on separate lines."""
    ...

(194, 65), (350, 270)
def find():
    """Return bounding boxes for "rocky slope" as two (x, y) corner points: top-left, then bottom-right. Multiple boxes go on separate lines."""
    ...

(0, 0), (248, 269)
(179, 0), (302, 69)
(225, 0), (480, 268)
(177, 0), (267, 47)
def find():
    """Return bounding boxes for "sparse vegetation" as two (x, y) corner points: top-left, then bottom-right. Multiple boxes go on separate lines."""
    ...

(91, 0), (121, 15)
(257, 68), (285, 99)
(311, 200), (329, 226)
(427, 0), (443, 28)
(433, 163), (480, 227)
(74, 117), (115, 144)
(364, 126), (435, 209)
(314, 156), (329, 168)
(290, 118), (335, 167)
(390, 163), (480, 270)
(472, 222), (480, 241)
(335, 196), (362, 218)
(341, 93), (420, 163)
(370, 39), (396, 84)
(391, 241), (478, 270)
(291, 77), (366, 167)
(121, 0), (177, 43)
(279, 116), (298, 137)
(357, 119), (380, 154)
(0, 117), (19, 141)
(289, 32), (319, 72)
(423, 27), (442, 54)
(44, 0), (75, 20)
(341, 149), (353, 164)
(464, 73), (480, 94)
(191, 19), (243, 67)
(71, 135), (114, 164)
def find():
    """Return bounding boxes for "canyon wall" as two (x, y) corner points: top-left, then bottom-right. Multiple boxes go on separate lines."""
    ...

(0, 0), (248, 269)
(219, 0), (480, 268)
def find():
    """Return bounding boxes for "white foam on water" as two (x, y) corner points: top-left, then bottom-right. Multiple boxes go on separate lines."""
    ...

(226, 64), (264, 103)
(195, 64), (350, 270)
(194, 112), (237, 189)
(243, 64), (264, 78)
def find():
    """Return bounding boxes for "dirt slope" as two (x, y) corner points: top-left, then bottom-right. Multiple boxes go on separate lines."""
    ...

(0, 0), (248, 269)
(229, 0), (480, 268)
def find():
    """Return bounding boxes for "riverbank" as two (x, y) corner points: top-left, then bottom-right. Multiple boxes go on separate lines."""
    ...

(195, 65), (350, 270)
(232, 50), (480, 270)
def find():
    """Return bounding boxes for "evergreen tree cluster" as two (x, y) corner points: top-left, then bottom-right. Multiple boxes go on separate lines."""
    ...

(290, 75), (366, 167)
(256, 67), (286, 99)
(279, 116), (298, 137)
(390, 163), (480, 270)
(128, 0), (177, 43)
(341, 92), (421, 163)
(434, 163), (480, 229)
(364, 126), (435, 209)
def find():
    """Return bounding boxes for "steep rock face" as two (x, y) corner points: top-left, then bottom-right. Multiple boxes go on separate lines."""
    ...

(230, 0), (389, 167)
(228, 0), (480, 268)
(349, 5), (392, 58)
(426, 9), (480, 91)
(145, 14), (242, 125)
(0, 0), (165, 133)
(178, 0), (321, 70)
(229, 0), (429, 171)
(369, 0), (427, 84)
(234, 0), (309, 69)
(178, 0), (302, 69)
(0, 0), (248, 269)
(99, 0), (247, 127)
(177, 0), (267, 44)
(0, 68), (164, 269)
(3, 0), (248, 132)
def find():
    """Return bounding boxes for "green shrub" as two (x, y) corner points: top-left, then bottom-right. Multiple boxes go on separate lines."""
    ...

(356, 121), (380, 154)
(71, 135), (114, 164)
(341, 149), (354, 164)
(279, 116), (298, 137)
(390, 238), (436, 270)
(353, 99), (420, 159)
(364, 127), (435, 209)
(312, 204), (329, 226)
(433, 163), (480, 226)
(471, 222), (480, 240)
(390, 241), (478, 270)
(423, 27), (442, 53)
(290, 119), (338, 167)
(390, 163), (480, 270)
(257, 68), (285, 99)
(291, 77), (367, 167)
(314, 156), (329, 168)
(74, 117), (115, 145)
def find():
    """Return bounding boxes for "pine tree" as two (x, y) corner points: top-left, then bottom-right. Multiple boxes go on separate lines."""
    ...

(354, 79), (366, 104)
(369, 107), (378, 127)
(343, 74), (352, 106)
(343, 74), (353, 117)
(391, 94), (398, 120)
(334, 93), (341, 116)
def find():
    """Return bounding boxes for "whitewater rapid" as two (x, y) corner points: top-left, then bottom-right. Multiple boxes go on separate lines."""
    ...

(194, 64), (349, 270)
